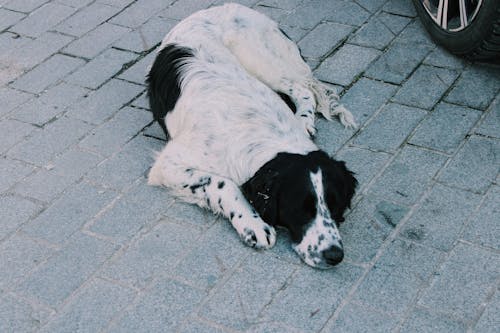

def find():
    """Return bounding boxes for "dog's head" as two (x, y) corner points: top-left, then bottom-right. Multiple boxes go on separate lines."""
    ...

(242, 150), (357, 268)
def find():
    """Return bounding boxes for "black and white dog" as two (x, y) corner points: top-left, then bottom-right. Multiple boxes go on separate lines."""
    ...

(147, 3), (357, 268)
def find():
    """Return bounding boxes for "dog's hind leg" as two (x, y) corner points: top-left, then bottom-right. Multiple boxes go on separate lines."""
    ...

(148, 143), (276, 249)
(224, 21), (356, 128)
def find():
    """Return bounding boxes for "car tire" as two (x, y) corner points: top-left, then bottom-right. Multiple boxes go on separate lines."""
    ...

(413, 0), (500, 61)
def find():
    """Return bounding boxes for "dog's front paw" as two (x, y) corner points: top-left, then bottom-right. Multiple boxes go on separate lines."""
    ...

(239, 223), (276, 249)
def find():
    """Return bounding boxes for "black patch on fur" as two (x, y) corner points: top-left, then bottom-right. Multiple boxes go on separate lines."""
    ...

(217, 181), (225, 189)
(146, 44), (194, 139)
(189, 176), (211, 194)
(242, 151), (357, 243)
(277, 92), (297, 113)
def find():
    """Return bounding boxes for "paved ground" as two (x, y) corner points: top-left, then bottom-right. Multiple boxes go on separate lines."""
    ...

(1, 0), (499, 332)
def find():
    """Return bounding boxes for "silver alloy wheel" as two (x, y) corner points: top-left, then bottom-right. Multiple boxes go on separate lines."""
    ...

(420, 0), (483, 31)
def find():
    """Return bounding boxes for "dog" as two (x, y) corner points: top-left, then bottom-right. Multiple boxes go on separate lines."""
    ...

(147, 3), (357, 268)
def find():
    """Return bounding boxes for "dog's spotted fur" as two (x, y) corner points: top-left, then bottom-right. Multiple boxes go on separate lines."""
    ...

(147, 3), (357, 268)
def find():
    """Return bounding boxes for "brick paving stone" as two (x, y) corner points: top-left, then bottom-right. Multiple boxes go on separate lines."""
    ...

(0, 195), (40, 241)
(341, 195), (409, 263)
(0, 233), (54, 292)
(172, 220), (250, 290)
(298, 22), (352, 60)
(13, 82), (88, 126)
(130, 91), (149, 110)
(257, 0), (302, 11)
(325, 302), (399, 333)
(314, 118), (355, 154)
(325, 1), (372, 27)
(161, 0), (214, 20)
(365, 21), (434, 84)
(0, 293), (52, 332)
(10, 54), (85, 94)
(39, 278), (136, 333)
(399, 307), (467, 333)
(162, 200), (216, 229)
(15, 232), (119, 307)
(0, 119), (35, 154)
(423, 46), (466, 69)
(114, 16), (178, 53)
(392, 65), (459, 110)
(368, 145), (447, 205)
(281, 0), (339, 29)
(22, 182), (117, 244)
(79, 106), (151, 156)
(10, 2), (76, 38)
(7, 116), (92, 166)
(117, 51), (155, 84)
(199, 254), (296, 330)
(0, 157), (34, 193)
(13, 170), (76, 203)
(263, 264), (363, 331)
(353, 0), (388, 13)
(0, 86), (32, 118)
(382, 0), (417, 17)
(107, 279), (206, 332)
(315, 44), (381, 86)
(63, 23), (131, 59)
(418, 242), (499, 321)
(55, 3), (122, 37)
(255, 6), (299, 26)
(462, 186), (500, 250)
(349, 14), (398, 50)
(56, 0), (94, 9)
(377, 11), (412, 35)
(48, 147), (103, 179)
(409, 102), (481, 154)
(473, 290), (500, 333)
(66, 78), (144, 125)
(0, 8), (25, 31)
(12, 146), (102, 201)
(179, 320), (233, 333)
(110, 0), (174, 28)
(400, 183), (482, 251)
(352, 103), (426, 152)
(2, 0), (50, 12)
(335, 146), (391, 190)
(340, 77), (398, 127)
(438, 136), (499, 193)
(66, 48), (137, 89)
(85, 135), (162, 190)
(0, 61), (24, 87)
(352, 238), (444, 316)
(89, 181), (169, 243)
(0, 32), (25, 59)
(2, 31), (74, 75)
(475, 95), (500, 138)
(101, 221), (201, 289)
(445, 65), (500, 110)
(96, 0), (135, 7)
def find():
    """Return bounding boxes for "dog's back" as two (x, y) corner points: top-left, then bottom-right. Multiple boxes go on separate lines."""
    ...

(147, 4), (316, 182)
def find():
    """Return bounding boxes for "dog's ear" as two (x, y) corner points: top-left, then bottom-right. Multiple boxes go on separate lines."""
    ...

(241, 168), (280, 226)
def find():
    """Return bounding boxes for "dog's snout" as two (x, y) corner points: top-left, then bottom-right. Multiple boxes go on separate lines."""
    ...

(323, 245), (344, 266)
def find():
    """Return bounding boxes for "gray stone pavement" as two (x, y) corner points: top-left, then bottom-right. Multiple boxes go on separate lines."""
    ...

(0, 0), (499, 332)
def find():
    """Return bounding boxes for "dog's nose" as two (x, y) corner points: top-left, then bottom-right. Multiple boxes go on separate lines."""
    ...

(323, 245), (344, 266)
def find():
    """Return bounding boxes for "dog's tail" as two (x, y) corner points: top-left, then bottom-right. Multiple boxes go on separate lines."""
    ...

(308, 79), (357, 129)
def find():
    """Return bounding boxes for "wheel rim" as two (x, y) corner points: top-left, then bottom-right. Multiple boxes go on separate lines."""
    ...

(420, 0), (483, 32)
